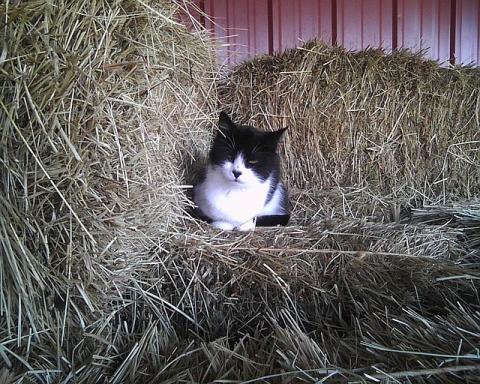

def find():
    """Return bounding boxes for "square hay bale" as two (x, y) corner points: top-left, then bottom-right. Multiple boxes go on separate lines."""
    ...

(0, 0), (217, 381)
(220, 41), (480, 220)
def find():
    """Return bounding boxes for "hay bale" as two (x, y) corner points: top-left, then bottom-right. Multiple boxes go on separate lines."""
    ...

(219, 41), (480, 218)
(0, 0), (217, 379)
(146, 225), (480, 382)
(406, 201), (480, 261)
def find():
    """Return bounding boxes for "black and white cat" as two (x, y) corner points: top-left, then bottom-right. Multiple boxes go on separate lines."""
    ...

(193, 112), (290, 231)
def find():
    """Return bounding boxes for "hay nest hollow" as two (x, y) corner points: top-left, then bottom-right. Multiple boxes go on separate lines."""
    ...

(2, 5), (480, 384)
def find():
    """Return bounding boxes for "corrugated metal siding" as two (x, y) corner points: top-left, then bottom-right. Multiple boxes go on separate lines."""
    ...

(199, 0), (480, 66)
(456, 0), (480, 65)
(396, 0), (451, 63)
(336, 0), (393, 51)
(271, 0), (332, 52)
(202, 0), (270, 65)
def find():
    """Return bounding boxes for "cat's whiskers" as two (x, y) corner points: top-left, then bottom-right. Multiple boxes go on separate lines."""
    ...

(251, 143), (262, 154)
(230, 135), (236, 149)
(223, 136), (235, 150)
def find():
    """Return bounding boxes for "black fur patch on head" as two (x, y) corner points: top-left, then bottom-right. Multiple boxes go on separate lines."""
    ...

(209, 112), (287, 183)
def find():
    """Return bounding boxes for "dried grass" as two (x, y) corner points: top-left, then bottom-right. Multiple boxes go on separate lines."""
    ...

(1, 6), (480, 384)
(1, 0), (218, 381)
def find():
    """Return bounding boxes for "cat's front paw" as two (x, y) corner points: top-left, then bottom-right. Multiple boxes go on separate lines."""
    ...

(211, 221), (235, 231)
(237, 219), (256, 232)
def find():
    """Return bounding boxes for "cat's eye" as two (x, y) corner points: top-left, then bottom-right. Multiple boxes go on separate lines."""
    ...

(248, 160), (259, 164)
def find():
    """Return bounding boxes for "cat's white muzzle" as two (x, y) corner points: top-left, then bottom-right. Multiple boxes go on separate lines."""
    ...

(220, 153), (259, 187)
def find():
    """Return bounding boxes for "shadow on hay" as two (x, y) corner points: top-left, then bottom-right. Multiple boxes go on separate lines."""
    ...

(117, 229), (480, 382)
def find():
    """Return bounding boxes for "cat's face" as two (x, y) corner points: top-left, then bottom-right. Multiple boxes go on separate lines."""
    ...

(209, 112), (286, 186)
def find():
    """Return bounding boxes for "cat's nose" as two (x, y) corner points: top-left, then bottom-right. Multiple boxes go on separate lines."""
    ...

(232, 170), (242, 179)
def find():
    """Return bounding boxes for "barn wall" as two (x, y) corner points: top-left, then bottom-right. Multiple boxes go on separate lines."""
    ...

(197, 0), (480, 67)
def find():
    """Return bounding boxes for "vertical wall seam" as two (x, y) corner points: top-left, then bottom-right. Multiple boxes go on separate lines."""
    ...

(298, 1), (302, 42)
(420, 0), (424, 51)
(392, 0), (398, 50)
(278, 0), (283, 51)
(332, 0), (338, 45)
(210, 0), (214, 27)
(361, 0), (364, 49)
(226, 0), (231, 65)
(450, 0), (456, 65)
(317, 0), (321, 40)
(247, 0), (251, 55)
(438, 1), (441, 59)
(199, 0), (206, 28)
(478, 2), (480, 65)
(267, 0), (273, 54)
(379, 0), (383, 49)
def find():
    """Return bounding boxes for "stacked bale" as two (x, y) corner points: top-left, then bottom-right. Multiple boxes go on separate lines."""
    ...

(200, 40), (480, 382)
(161, 224), (480, 382)
(0, 0), (217, 381)
(220, 41), (480, 219)
(2, 4), (480, 383)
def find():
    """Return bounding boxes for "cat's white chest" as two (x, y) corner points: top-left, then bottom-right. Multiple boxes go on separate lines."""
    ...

(194, 166), (270, 226)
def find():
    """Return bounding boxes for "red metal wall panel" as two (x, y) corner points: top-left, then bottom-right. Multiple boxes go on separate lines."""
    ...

(203, 0), (269, 65)
(421, 0), (451, 63)
(397, 0), (451, 63)
(455, 0), (480, 65)
(271, 0), (332, 52)
(198, 0), (480, 67)
(336, 0), (393, 51)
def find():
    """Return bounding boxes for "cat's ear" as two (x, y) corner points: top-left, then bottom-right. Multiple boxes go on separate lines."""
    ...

(218, 111), (235, 134)
(264, 127), (287, 149)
